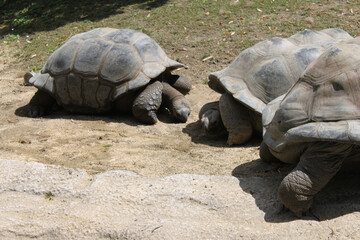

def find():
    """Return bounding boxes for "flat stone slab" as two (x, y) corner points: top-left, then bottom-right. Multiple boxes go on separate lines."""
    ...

(0, 159), (359, 239)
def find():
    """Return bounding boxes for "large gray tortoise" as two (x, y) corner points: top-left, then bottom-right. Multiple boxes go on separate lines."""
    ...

(260, 37), (360, 216)
(24, 28), (191, 124)
(200, 28), (352, 145)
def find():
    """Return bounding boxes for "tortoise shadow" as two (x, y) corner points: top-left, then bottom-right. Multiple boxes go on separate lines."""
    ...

(182, 119), (262, 147)
(0, 0), (169, 35)
(233, 160), (360, 222)
(14, 104), (175, 126)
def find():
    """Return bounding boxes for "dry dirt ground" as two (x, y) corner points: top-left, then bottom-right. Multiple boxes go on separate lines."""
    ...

(1, 36), (360, 239)
(0, 45), (279, 179)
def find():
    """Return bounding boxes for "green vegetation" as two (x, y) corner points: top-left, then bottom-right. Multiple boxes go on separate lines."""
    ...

(44, 191), (54, 200)
(3, 33), (19, 44)
(1, 0), (359, 72)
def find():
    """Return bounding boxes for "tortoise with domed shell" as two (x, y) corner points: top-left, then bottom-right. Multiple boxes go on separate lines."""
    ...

(24, 27), (191, 124)
(261, 37), (360, 216)
(199, 28), (353, 145)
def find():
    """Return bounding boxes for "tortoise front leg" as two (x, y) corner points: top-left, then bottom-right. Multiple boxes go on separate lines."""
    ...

(219, 93), (252, 145)
(278, 141), (353, 216)
(199, 101), (227, 137)
(132, 81), (163, 124)
(28, 90), (56, 117)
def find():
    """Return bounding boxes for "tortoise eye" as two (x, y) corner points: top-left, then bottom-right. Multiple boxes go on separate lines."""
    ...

(332, 82), (344, 91)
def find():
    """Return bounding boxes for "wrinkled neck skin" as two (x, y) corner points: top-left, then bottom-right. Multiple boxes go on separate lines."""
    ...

(161, 82), (190, 122)
(162, 83), (184, 108)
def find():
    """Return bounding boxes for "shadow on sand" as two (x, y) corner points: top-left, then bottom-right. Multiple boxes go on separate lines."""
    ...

(0, 0), (169, 35)
(182, 119), (262, 147)
(15, 103), (177, 126)
(233, 160), (360, 222)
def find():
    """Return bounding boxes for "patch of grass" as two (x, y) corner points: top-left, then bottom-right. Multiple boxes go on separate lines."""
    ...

(2, 33), (19, 44)
(1, 0), (359, 73)
(0, 0), (169, 35)
(44, 191), (54, 200)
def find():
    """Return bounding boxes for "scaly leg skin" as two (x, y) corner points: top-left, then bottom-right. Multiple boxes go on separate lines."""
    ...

(199, 101), (227, 137)
(28, 90), (56, 117)
(278, 141), (353, 217)
(132, 81), (163, 124)
(162, 82), (191, 123)
(219, 93), (252, 145)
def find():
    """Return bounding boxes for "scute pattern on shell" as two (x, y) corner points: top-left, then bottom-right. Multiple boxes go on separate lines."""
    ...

(263, 37), (360, 152)
(208, 28), (353, 115)
(30, 28), (183, 112)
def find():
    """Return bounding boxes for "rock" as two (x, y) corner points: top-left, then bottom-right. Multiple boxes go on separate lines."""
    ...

(0, 159), (359, 239)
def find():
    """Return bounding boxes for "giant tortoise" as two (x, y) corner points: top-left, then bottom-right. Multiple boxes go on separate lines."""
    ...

(199, 28), (353, 145)
(260, 37), (360, 216)
(24, 28), (191, 124)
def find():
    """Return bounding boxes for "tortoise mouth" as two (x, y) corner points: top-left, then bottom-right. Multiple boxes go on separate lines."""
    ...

(174, 108), (190, 123)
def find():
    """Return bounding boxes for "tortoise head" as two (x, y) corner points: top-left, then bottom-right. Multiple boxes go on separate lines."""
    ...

(172, 97), (191, 123)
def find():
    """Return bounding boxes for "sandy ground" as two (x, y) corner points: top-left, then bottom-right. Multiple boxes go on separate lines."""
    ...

(0, 46), (278, 179)
(1, 41), (360, 239)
